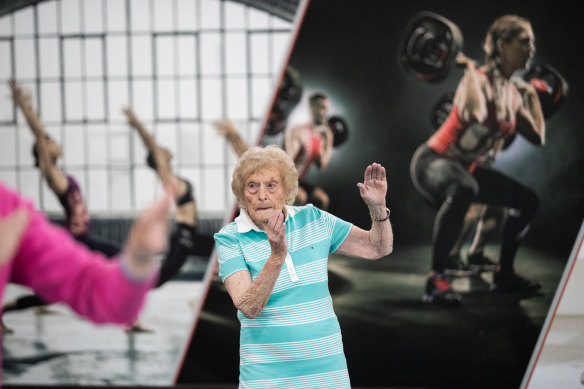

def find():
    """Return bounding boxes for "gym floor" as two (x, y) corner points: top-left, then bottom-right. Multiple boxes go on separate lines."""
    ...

(527, 314), (584, 389)
(2, 256), (209, 386)
(1, 245), (572, 389)
(178, 243), (569, 389)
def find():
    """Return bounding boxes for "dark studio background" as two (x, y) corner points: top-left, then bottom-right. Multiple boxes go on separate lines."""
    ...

(177, 0), (584, 388)
(286, 0), (583, 254)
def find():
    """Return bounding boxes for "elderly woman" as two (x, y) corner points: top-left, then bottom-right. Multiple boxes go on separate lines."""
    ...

(214, 145), (393, 388)
(410, 14), (545, 304)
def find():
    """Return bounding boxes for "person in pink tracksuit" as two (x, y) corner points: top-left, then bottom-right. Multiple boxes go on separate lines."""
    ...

(0, 180), (173, 381)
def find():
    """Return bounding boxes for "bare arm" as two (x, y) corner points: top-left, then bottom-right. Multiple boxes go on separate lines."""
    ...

(9, 80), (68, 194)
(122, 186), (173, 278)
(0, 208), (30, 267)
(223, 211), (287, 319)
(512, 79), (545, 145)
(284, 125), (303, 162)
(123, 107), (173, 184)
(6, 184), (173, 324)
(123, 107), (158, 151)
(453, 54), (488, 123)
(9, 80), (45, 139)
(316, 125), (334, 169)
(335, 163), (393, 259)
(212, 119), (250, 158)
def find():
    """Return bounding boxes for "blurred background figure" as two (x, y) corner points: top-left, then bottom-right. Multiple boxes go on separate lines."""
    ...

(283, 92), (334, 210)
(8, 80), (119, 255)
(409, 15), (545, 304)
(0, 179), (173, 376)
(2, 80), (121, 332)
(215, 90), (350, 212)
(123, 108), (215, 331)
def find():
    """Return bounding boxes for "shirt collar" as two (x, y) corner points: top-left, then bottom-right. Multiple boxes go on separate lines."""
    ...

(235, 205), (297, 233)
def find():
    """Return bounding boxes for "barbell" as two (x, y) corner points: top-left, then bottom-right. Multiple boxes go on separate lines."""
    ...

(398, 11), (569, 122)
(328, 116), (349, 147)
(264, 66), (303, 136)
(398, 11), (463, 83)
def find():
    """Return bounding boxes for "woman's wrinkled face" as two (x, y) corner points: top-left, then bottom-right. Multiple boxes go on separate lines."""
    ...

(499, 22), (535, 72)
(242, 166), (288, 230)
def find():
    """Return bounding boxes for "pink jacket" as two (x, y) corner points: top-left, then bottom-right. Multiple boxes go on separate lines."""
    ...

(0, 182), (157, 369)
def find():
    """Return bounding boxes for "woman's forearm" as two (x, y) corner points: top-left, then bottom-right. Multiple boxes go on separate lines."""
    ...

(367, 206), (394, 258)
(233, 253), (285, 319)
(133, 120), (158, 151)
(517, 88), (545, 145)
(226, 131), (250, 158)
(20, 104), (47, 139)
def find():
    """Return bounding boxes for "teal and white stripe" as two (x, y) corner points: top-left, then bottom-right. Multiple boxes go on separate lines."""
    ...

(241, 333), (344, 365)
(236, 240), (273, 263)
(240, 369), (351, 389)
(238, 296), (336, 327)
(214, 204), (353, 388)
(271, 258), (328, 294)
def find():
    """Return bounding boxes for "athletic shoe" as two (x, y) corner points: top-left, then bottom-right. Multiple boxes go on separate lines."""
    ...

(489, 271), (541, 293)
(125, 321), (154, 333)
(467, 252), (498, 272)
(33, 306), (59, 315)
(423, 273), (462, 305)
(1, 320), (13, 335)
(444, 254), (474, 276)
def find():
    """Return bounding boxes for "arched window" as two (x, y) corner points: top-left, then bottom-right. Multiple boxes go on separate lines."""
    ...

(0, 0), (294, 219)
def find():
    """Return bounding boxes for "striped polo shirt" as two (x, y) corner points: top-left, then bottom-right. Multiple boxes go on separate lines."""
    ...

(215, 204), (353, 389)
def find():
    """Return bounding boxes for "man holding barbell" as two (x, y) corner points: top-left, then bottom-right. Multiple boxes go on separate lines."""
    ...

(283, 92), (334, 211)
(214, 91), (349, 211)
(409, 14), (546, 304)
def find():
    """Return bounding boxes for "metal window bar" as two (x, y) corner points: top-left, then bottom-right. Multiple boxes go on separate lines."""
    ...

(0, 37), (15, 128)
(1, 0), (292, 214)
(124, 0), (134, 210)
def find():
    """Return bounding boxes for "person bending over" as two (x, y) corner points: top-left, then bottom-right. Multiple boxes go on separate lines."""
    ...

(123, 108), (215, 331)
(0, 180), (172, 376)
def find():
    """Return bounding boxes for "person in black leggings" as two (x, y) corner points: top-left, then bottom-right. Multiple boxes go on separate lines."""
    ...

(143, 152), (216, 288)
(124, 108), (215, 330)
(410, 15), (545, 304)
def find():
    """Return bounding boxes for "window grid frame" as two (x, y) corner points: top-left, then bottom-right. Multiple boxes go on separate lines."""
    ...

(0, 0), (292, 215)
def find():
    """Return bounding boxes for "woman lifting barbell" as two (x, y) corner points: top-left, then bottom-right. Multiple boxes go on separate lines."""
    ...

(409, 14), (546, 304)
